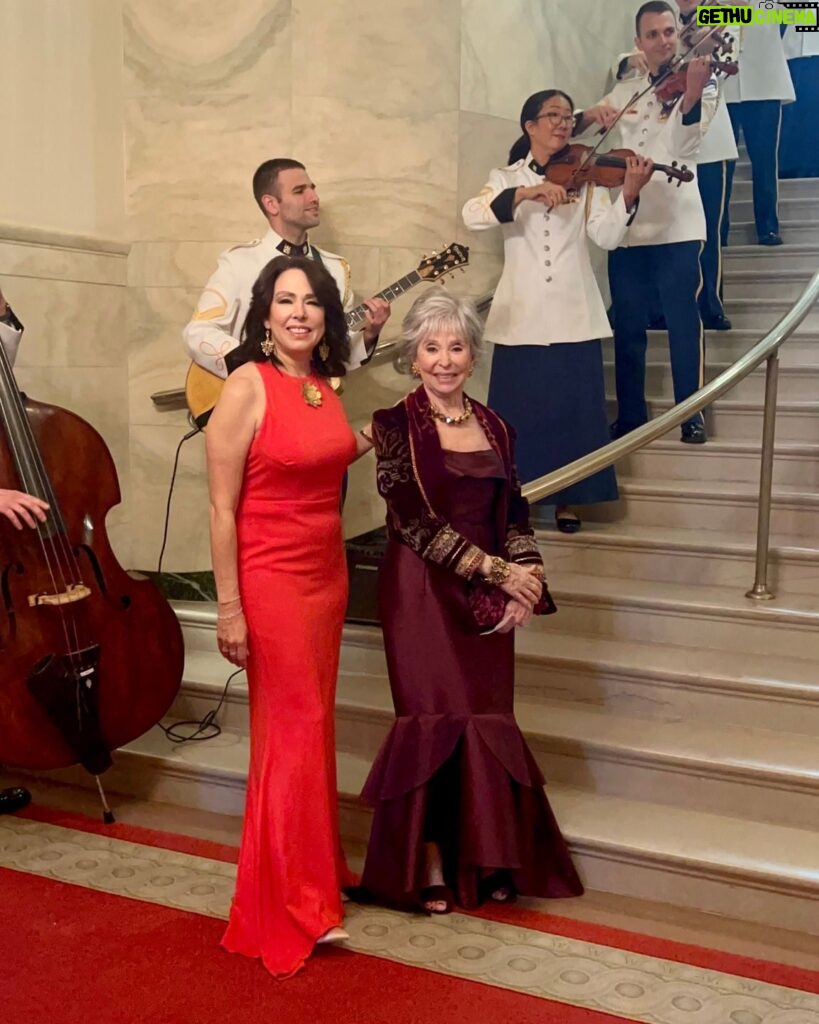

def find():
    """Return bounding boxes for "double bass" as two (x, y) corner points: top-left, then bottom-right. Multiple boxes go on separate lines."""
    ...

(0, 340), (183, 803)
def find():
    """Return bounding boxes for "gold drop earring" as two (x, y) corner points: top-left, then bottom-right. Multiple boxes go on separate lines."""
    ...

(261, 326), (275, 358)
(411, 362), (420, 378)
(318, 338), (330, 362)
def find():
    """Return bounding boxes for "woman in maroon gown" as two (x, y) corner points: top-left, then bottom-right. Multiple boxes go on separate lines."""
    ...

(359, 289), (583, 914)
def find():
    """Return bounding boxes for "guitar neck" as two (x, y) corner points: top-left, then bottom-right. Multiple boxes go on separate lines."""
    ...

(346, 271), (423, 330)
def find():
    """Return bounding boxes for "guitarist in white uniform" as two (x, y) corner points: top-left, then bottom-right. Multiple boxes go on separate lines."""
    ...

(183, 158), (391, 380)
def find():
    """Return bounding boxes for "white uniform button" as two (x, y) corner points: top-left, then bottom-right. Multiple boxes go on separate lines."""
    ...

(642, 127), (649, 134)
(643, 114), (650, 120)
(544, 245), (550, 251)
(545, 260), (551, 267)
(546, 276), (553, 282)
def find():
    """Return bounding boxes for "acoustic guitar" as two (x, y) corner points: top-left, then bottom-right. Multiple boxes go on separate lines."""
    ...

(185, 242), (470, 428)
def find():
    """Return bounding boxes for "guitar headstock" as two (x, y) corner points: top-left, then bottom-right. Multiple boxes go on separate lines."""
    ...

(416, 243), (470, 281)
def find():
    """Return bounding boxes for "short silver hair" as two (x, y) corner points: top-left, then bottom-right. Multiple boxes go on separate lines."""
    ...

(398, 287), (484, 366)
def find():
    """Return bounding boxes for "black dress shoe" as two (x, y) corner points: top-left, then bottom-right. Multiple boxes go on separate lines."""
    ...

(0, 787), (32, 815)
(681, 422), (707, 444)
(702, 314), (732, 331)
(758, 233), (783, 247)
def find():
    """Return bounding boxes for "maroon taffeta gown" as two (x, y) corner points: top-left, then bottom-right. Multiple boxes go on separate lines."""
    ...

(360, 446), (583, 910)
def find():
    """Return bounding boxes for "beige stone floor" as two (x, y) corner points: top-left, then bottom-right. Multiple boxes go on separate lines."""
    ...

(3, 771), (818, 972)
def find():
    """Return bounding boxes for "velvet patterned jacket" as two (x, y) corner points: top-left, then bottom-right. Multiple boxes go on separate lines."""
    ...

(371, 386), (552, 617)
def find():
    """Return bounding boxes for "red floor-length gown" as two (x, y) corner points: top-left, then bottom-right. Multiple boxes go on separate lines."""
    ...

(221, 362), (356, 978)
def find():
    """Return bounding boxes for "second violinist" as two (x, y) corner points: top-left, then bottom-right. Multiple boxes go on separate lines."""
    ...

(577, 0), (717, 445)
(462, 90), (652, 533)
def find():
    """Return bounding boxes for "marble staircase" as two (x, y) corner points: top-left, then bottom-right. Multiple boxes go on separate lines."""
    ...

(98, 170), (819, 936)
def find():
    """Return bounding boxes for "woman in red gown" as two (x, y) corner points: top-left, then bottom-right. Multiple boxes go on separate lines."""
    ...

(358, 289), (583, 914)
(206, 256), (370, 978)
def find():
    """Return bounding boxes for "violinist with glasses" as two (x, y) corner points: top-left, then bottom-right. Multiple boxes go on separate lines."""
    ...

(463, 91), (653, 534)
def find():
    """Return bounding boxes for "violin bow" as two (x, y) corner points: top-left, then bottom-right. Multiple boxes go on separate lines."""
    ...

(585, 18), (728, 158)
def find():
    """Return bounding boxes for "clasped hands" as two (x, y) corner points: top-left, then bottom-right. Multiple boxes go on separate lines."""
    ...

(495, 563), (544, 634)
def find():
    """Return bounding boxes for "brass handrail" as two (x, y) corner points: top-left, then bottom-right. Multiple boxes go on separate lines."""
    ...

(519, 268), (819, 600)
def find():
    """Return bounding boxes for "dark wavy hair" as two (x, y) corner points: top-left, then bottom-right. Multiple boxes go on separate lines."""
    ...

(231, 255), (350, 377)
(508, 89), (575, 164)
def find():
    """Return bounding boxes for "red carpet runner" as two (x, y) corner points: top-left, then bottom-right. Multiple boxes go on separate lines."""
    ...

(1, 805), (817, 1024)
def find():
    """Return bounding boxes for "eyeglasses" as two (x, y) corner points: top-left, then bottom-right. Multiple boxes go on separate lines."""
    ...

(534, 112), (575, 126)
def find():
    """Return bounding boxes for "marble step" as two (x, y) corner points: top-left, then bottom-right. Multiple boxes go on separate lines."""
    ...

(722, 268), (815, 300)
(604, 359), (819, 402)
(95, 719), (819, 935)
(331, 681), (819, 833)
(592, 477), (819, 537)
(707, 297), (819, 331)
(608, 397), (819, 443)
(617, 438), (819, 488)
(721, 242), (819, 272)
(729, 219), (819, 245)
(536, 570), (819, 659)
(645, 328), (818, 363)
(731, 196), (819, 223)
(732, 177), (819, 201)
(538, 519), (819, 595)
(339, 625), (819, 739)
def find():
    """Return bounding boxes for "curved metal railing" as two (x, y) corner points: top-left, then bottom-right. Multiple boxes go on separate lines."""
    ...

(516, 269), (819, 602)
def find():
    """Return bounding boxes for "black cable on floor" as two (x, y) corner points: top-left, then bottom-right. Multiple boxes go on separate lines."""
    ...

(158, 667), (244, 744)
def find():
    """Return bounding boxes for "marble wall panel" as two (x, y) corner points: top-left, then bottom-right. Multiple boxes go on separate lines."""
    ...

(128, 286), (201, 428)
(125, 93), (291, 242)
(292, 0), (460, 117)
(6, 278), (127, 370)
(297, 103), (460, 250)
(461, 0), (638, 120)
(129, 425), (211, 571)
(0, 237), (127, 288)
(0, 0), (125, 239)
(123, 0), (291, 98)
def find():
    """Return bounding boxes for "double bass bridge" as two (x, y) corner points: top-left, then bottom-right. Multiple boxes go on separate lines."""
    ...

(27, 583), (92, 608)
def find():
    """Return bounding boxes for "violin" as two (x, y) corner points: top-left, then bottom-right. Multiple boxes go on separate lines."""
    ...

(680, 1), (736, 58)
(543, 144), (693, 194)
(653, 56), (738, 106)
(0, 341), (184, 779)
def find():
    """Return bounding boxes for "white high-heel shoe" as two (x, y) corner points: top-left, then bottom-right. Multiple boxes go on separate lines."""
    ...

(316, 926), (349, 946)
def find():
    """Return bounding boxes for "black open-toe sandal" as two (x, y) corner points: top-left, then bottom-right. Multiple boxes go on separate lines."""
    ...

(556, 512), (581, 534)
(419, 884), (454, 915)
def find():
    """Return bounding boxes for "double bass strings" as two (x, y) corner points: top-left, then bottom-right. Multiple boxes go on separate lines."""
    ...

(0, 343), (85, 666)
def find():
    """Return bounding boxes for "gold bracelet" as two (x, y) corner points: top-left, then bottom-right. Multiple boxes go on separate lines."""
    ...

(483, 556), (511, 586)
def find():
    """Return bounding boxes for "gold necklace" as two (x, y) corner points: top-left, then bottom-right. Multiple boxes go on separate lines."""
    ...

(429, 396), (472, 426)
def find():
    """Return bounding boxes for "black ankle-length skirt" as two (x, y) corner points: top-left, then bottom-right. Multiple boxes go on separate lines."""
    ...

(487, 339), (618, 507)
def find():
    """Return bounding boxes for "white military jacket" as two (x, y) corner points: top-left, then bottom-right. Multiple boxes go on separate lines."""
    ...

(612, 51), (737, 164)
(723, 23), (795, 103)
(182, 227), (370, 379)
(461, 155), (635, 347)
(0, 317), (22, 368)
(596, 75), (718, 246)
(784, 24), (819, 59)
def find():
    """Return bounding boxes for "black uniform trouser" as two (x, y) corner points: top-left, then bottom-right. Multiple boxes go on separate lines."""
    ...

(697, 159), (731, 321)
(609, 241), (705, 431)
(722, 100), (783, 243)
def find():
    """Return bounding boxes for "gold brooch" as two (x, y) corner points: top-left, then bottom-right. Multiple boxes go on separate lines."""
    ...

(302, 381), (323, 407)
